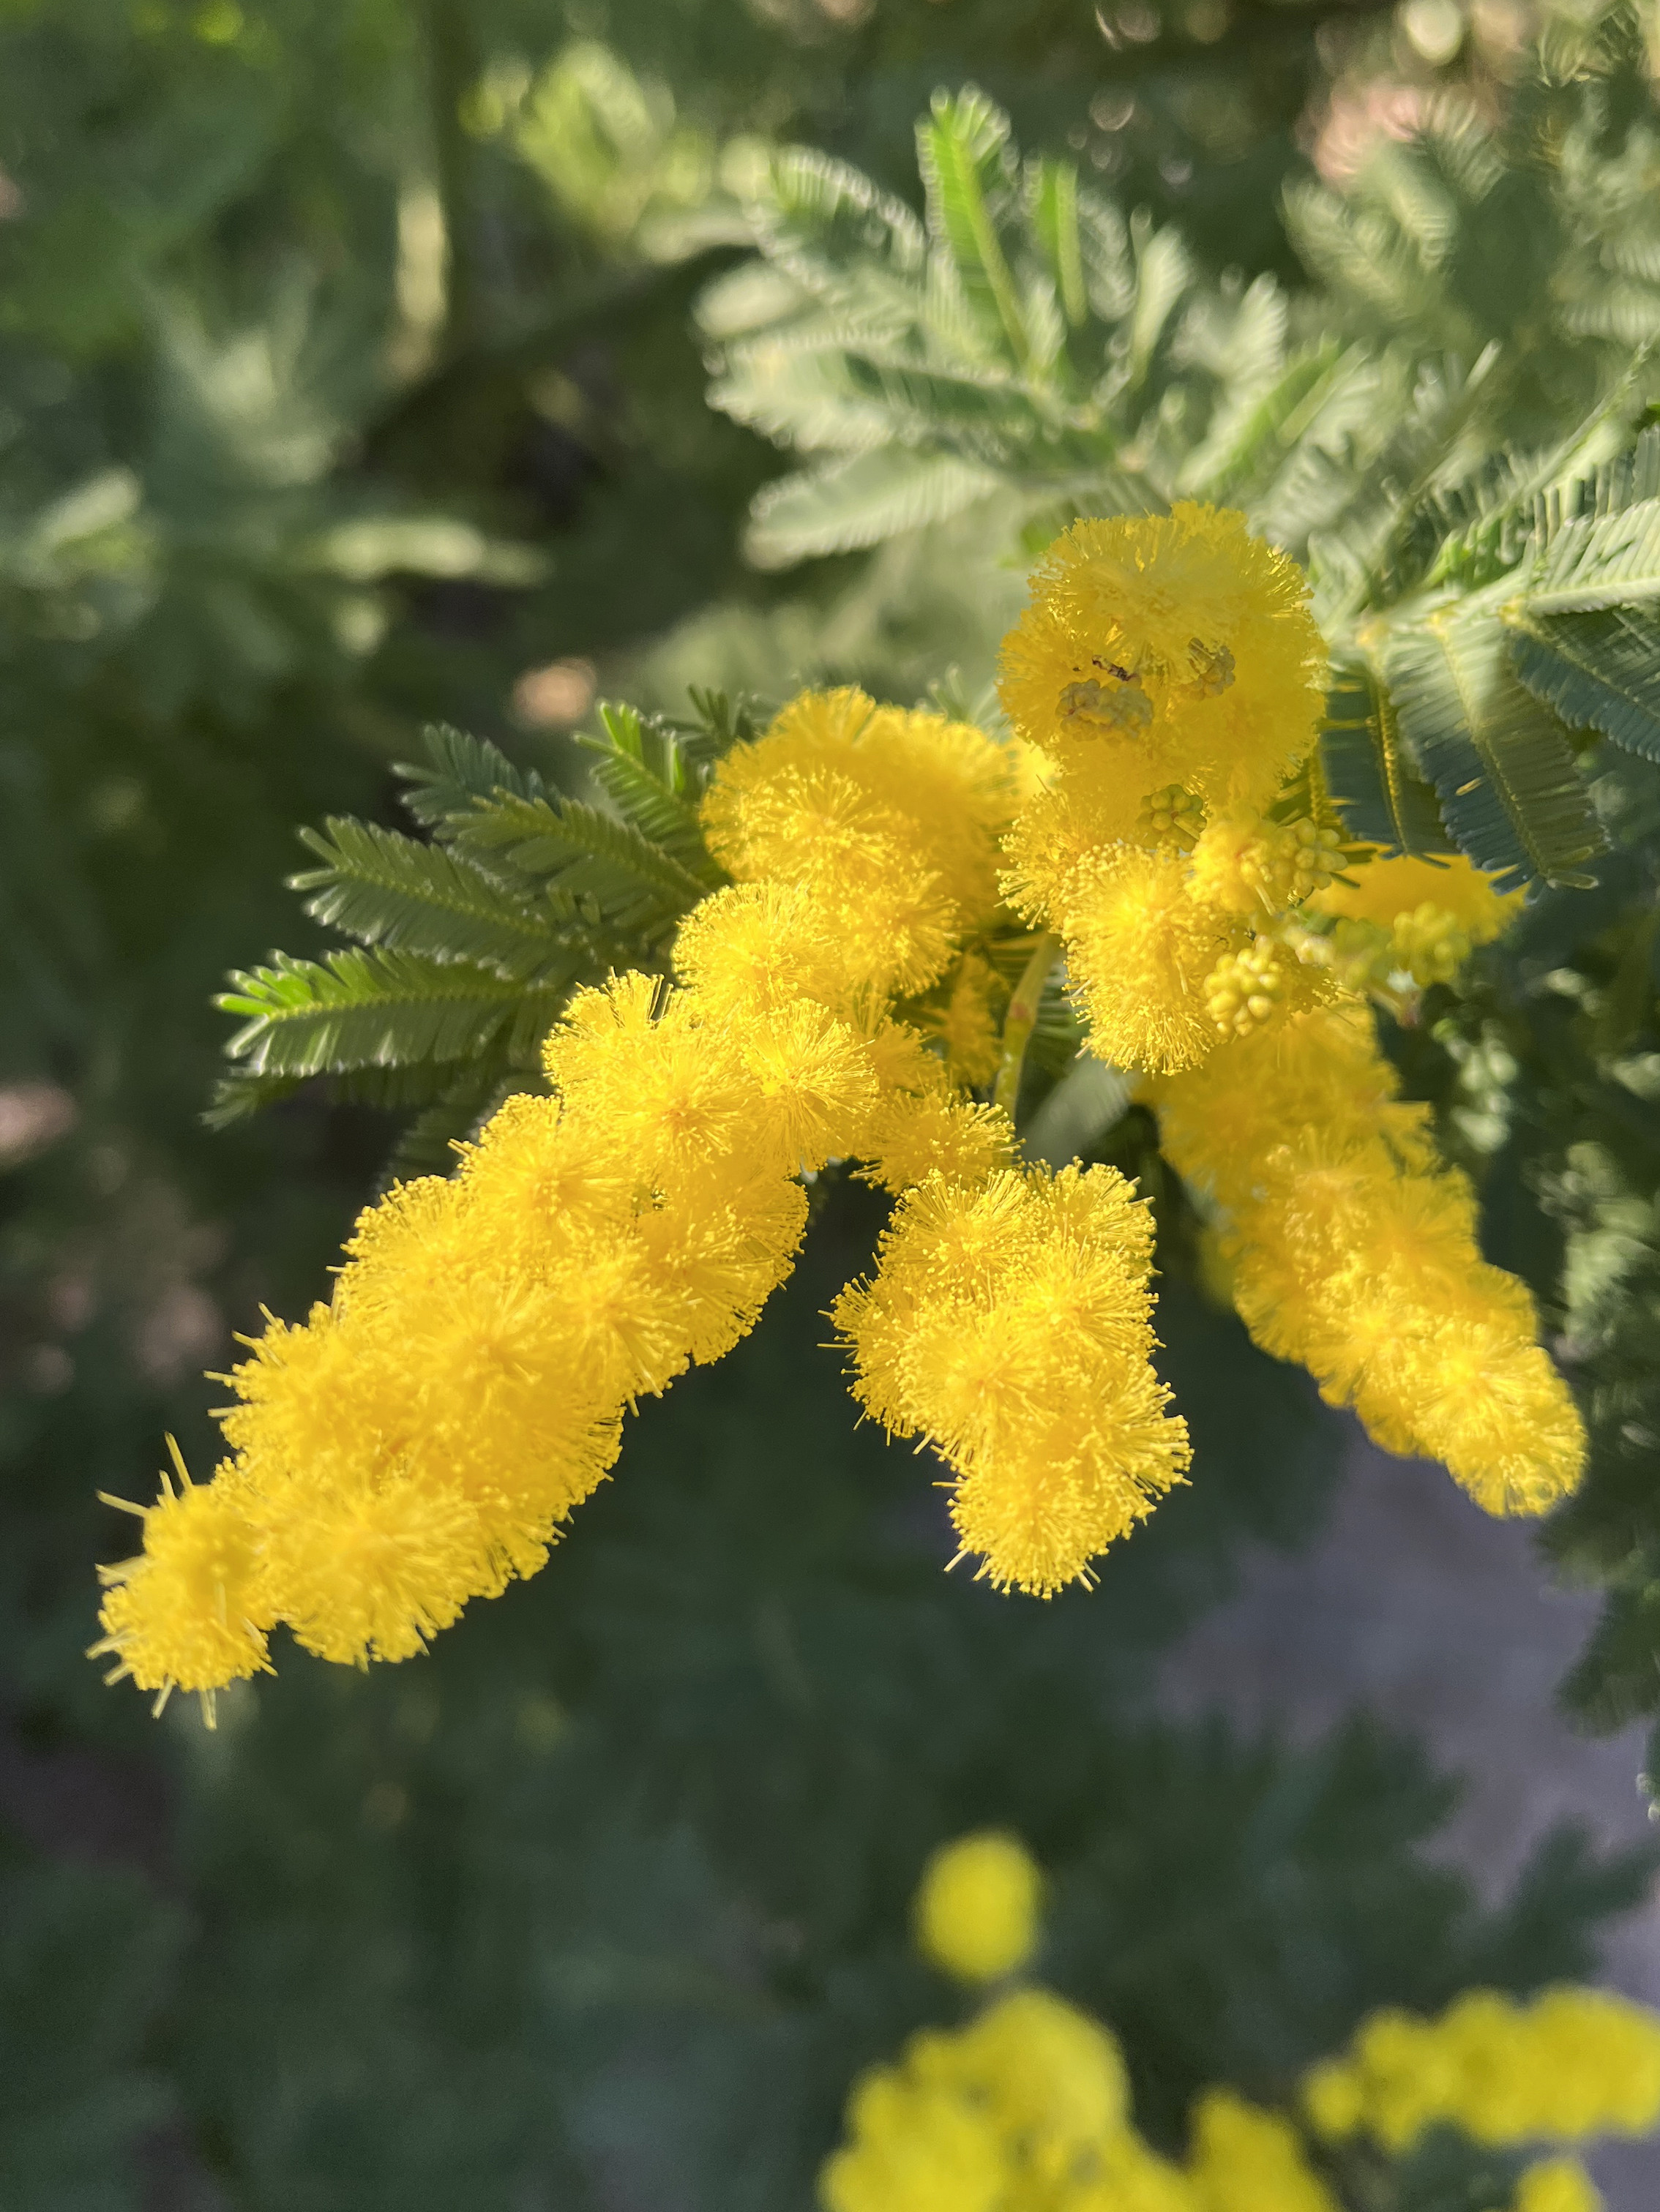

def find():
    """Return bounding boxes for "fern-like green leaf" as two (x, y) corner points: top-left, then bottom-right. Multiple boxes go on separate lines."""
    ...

(744, 447), (1000, 569)
(397, 723), (545, 833)
(917, 87), (1030, 369)
(577, 702), (726, 885)
(1027, 158), (1087, 331)
(448, 792), (709, 937)
(1526, 498), (1660, 613)
(1382, 597), (1604, 885)
(1506, 604), (1660, 762)
(217, 950), (567, 1079)
(1321, 657), (1450, 855)
(749, 146), (927, 327)
(291, 818), (572, 979)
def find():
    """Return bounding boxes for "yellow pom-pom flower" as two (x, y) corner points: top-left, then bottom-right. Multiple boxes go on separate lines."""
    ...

(91, 1442), (272, 1722)
(1511, 2157), (1603, 2212)
(997, 504), (1326, 822)
(913, 1831), (1043, 1984)
(833, 1165), (1191, 1595)
(1151, 1005), (1586, 1516)
(1184, 2089), (1340, 2212)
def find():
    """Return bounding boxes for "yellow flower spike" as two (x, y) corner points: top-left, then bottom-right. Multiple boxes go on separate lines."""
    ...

(1151, 1004), (1587, 1514)
(89, 1440), (272, 1720)
(913, 1831), (1043, 1984)
(1314, 848), (1525, 942)
(1299, 1986), (1660, 2157)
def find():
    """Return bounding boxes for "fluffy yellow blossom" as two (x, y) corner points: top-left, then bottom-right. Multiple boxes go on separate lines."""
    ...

(95, 977), (889, 1694)
(820, 1988), (1190, 2212)
(701, 688), (1018, 1009)
(833, 1166), (1190, 1594)
(1063, 847), (1239, 1075)
(1304, 1986), (1660, 2154)
(914, 1831), (1042, 1984)
(1151, 1006), (1585, 1514)
(1184, 2091), (1339, 2212)
(1315, 850), (1524, 939)
(997, 505), (1326, 822)
(1508, 2158), (1603, 2212)
(89, 1444), (270, 1720)
(97, 667), (1063, 1705)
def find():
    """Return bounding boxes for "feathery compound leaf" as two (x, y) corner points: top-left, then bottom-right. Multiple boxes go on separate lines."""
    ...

(291, 818), (572, 980)
(749, 145), (927, 325)
(917, 87), (1030, 368)
(577, 702), (726, 885)
(217, 950), (568, 1079)
(397, 723), (545, 833)
(1322, 656), (1451, 856)
(744, 447), (1000, 568)
(1027, 158), (1088, 330)
(1526, 498), (1660, 613)
(1124, 214), (1192, 393)
(447, 790), (710, 939)
(1383, 596), (1604, 886)
(1507, 604), (1660, 762)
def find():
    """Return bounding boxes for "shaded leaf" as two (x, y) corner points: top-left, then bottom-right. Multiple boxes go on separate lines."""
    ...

(1382, 596), (1604, 885)
(1507, 603), (1660, 762)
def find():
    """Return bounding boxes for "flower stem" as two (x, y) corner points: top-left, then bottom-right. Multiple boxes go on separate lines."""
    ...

(992, 934), (1059, 1122)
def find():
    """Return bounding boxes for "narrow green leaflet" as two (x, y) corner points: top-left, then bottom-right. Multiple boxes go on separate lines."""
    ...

(397, 722), (546, 830)
(291, 817), (575, 980)
(446, 790), (711, 941)
(748, 146), (927, 329)
(217, 948), (568, 1080)
(1321, 656), (1450, 856)
(1382, 596), (1604, 886)
(1525, 498), (1660, 613)
(744, 447), (1001, 569)
(1027, 158), (1087, 331)
(916, 88), (1031, 369)
(1507, 604), (1660, 763)
(577, 702), (726, 885)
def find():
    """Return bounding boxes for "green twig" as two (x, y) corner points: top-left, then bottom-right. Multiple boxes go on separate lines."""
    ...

(992, 934), (1059, 1121)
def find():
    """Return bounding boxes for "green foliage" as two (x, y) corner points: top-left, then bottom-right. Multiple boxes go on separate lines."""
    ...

(701, 49), (1660, 890)
(209, 710), (735, 1141)
(0, 1842), (180, 2212)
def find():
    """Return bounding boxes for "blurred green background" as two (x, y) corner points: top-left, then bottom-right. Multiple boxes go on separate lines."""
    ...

(4, 2), (1659, 2207)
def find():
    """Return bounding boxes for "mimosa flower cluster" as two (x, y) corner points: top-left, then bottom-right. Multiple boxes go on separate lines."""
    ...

(821, 1832), (1659, 2212)
(94, 503), (1587, 1715)
(993, 505), (1584, 1517)
(1304, 1984), (1660, 2152)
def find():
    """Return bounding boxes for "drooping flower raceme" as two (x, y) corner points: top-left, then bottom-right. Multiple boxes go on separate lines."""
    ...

(995, 503), (1584, 1515)
(1150, 1005), (1585, 1513)
(97, 690), (1179, 1709)
(94, 507), (1590, 1717)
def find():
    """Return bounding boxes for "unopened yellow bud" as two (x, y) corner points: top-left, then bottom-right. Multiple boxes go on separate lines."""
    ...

(914, 1831), (1043, 1984)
